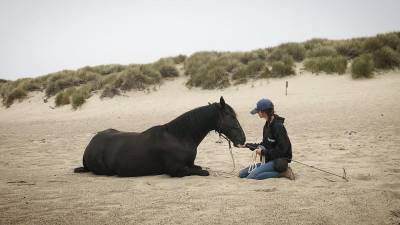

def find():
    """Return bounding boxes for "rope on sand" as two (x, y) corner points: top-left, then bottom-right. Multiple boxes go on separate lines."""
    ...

(289, 159), (349, 182)
(210, 134), (349, 182)
(205, 134), (238, 177)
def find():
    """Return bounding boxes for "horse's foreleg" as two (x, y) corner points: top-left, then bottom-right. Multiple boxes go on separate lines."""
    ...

(187, 160), (203, 170)
(163, 150), (209, 177)
(187, 149), (202, 170)
(189, 164), (203, 170)
(168, 166), (209, 177)
(164, 158), (209, 177)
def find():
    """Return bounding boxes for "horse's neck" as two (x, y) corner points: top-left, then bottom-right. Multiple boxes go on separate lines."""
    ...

(166, 106), (217, 146)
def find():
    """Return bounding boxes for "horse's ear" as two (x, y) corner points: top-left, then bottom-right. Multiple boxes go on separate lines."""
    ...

(219, 96), (226, 109)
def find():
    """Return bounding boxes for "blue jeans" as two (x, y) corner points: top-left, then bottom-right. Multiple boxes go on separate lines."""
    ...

(239, 161), (280, 180)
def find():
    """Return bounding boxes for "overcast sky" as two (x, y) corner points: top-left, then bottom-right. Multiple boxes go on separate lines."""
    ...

(1, 0), (399, 80)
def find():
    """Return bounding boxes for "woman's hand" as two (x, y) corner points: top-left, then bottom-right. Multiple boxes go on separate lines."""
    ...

(255, 148), (262, 155)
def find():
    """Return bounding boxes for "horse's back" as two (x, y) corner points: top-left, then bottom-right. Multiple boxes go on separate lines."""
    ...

(82, 128), (164, 176)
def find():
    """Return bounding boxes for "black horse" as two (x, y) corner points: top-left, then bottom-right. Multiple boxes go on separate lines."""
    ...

(74, 97), (245, 177)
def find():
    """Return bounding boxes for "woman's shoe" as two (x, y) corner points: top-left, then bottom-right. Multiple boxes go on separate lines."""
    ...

(280, 167), (295, 180)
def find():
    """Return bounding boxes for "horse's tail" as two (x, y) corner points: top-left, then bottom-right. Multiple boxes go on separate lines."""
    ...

(74, 167), (89, 173)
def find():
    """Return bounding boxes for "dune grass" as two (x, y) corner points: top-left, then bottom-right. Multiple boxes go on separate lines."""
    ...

(304, 56), (347, 74)
(1, 31), (400, 108)
(351, 54), (374, 79)
(0, 57), (182, 108)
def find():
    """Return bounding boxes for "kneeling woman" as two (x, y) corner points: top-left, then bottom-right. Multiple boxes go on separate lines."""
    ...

(238, 98), (295, 180)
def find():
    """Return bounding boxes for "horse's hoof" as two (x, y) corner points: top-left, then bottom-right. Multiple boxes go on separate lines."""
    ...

(199, 170), (210, 176)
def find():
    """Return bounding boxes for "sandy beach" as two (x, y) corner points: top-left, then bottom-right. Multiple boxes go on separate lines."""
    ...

(1, 72), (400, 225)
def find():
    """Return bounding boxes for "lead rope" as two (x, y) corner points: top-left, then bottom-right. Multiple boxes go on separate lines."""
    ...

(214, 134), (348, 181)
(218, 133), (236, 174)
(213, 132), (348, 181)
(247, 151), (258, 173)
(204, 133), (237, 177)
(289, 158), (349, 182)
(247, 151), (266, 173)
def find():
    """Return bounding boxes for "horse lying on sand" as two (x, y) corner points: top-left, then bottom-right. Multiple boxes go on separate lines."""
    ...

(74, 96), (246, 177)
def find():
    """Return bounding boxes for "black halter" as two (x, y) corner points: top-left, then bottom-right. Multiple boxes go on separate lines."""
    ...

(215, 116), (232, 149)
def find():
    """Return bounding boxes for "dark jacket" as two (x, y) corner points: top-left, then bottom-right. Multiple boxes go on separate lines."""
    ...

(250, 115), (292, 162)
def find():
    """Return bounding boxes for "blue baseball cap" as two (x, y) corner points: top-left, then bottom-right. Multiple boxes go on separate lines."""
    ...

(250, 98), (274, 114)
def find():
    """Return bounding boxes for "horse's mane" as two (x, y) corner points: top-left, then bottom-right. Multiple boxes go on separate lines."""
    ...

(164, 102), (236, 138)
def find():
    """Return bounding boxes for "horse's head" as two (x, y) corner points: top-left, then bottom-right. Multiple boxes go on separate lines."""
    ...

(215, 96), (246, 147)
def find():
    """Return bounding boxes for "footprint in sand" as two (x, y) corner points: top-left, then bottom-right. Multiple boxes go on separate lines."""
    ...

(329, 143), (346, 151)
(353, 174), (373, 181)
(253, 188), (277, 193)
(7, 180), (35, 186)
(387, 168), (400, 173)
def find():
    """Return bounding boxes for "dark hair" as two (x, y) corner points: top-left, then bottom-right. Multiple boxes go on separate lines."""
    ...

(261, 108), (275, 125)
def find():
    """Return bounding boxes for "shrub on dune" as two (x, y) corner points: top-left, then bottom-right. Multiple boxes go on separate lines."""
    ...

(0, 78), (44, 107)
(44, 70), (82, 97)
(271, 61), (295, 77)
(239, 52), (258, 64)
(372, 46), (400, 70)
(224, 59), (240, 73)
(45, 79), (72, 97)
(232, 66), (248, 84)
(304, 56), (347, 74)
(304, 38), (331, 50)
(100, 85), (120, 99)
(268, 48), (285, 62)
(186, 66), (230, 89)
(184, 52), (219, 76)
(281, 54), (295, 68)
(172, 54), (187, 64)
(3, 87), (27, 107)
(115, 66), (161, 91)
(55, 91), (68, 106)
(153, 58), (175, 69)
(71, 93), (85, 109)
(17, 78), (43, 92)
(185, 52), (244, 88)
(208, 54), (241, 73)
(78, 65), (126, 76)
(140, 65), (162, 83)
(202, 67), (230, 89)
(253, 49), (268, 60)
(335, 38), (364, 59)
(232, 60), (270, 84)
(76, 71), (102, 84)
(269, 54), (296, 77)
(259, 67), (271, 78)
(271, 43), (306, 62)
(55, 87), (77, 106)
(363, 37), (383, 53)
(246, 60), (265, 76)
(119, 70), (149, 91)
(71, 88), (90, 110)
(159, 65), (179, 78)
(377, 33), (400, 50)
(351, 54), (374, 79)
(307, 46), (338, 58)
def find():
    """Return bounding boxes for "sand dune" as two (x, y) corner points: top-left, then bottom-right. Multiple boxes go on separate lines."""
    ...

(1, 72), (400, 225)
